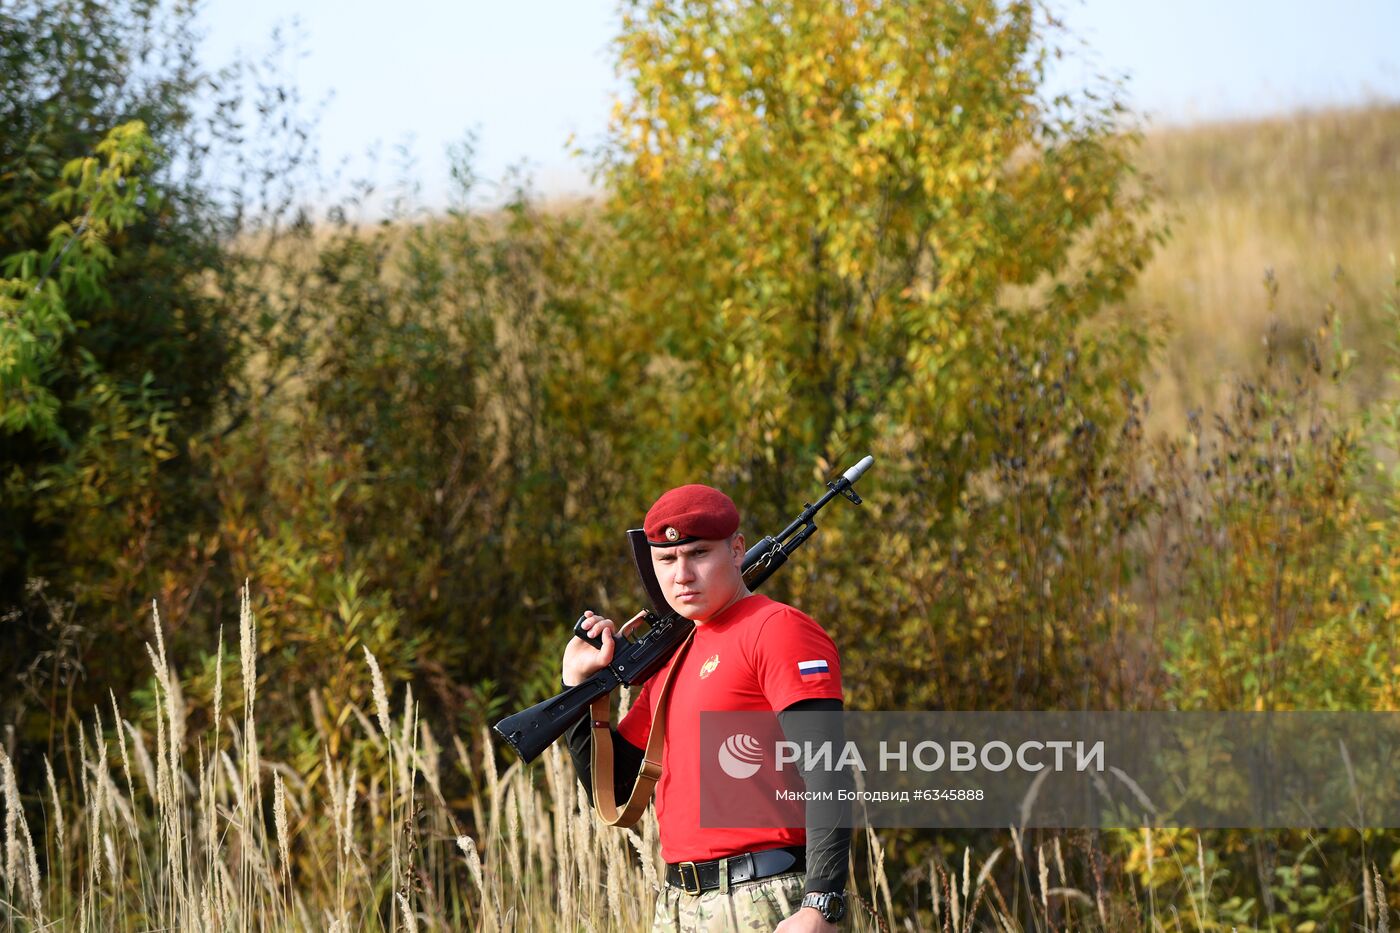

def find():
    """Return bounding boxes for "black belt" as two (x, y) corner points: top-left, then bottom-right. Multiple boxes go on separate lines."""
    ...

(665, 846), (805, 895)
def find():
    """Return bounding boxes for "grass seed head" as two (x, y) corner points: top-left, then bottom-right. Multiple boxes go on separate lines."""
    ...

(274, 770), (291, 875)
(44, 756), (65, 860)
(1, 746), (20, 889)
(240, 582), (256, 715)
(364, 647), (392, 740)
(456, 835), (484, 893)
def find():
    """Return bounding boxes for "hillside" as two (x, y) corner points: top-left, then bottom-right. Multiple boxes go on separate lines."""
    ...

(1127, 103), (1400, 429)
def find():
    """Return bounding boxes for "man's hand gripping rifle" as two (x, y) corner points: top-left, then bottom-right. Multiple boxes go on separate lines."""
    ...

(492, 455), (874, 763)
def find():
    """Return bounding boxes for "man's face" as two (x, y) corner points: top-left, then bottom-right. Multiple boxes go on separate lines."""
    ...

(651, 534), (746, 622)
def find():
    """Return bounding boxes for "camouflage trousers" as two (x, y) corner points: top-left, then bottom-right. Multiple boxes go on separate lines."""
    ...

(651, 871), (805, 932)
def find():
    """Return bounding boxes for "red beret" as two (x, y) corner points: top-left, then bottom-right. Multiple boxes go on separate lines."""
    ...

(644, 484), (740, 547)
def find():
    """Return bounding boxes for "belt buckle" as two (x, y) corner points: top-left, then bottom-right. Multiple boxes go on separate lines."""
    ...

(678, 861), (702, 895)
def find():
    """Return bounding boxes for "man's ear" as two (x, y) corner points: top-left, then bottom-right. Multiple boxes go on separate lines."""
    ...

(731, 533), (746, 567)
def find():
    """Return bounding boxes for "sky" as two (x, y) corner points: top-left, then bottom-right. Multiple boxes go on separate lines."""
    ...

(197, 0), (1400, 212)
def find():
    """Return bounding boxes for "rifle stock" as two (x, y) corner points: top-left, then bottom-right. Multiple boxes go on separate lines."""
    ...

(494, 612), (693, 762)
(492, 672), (620, 764)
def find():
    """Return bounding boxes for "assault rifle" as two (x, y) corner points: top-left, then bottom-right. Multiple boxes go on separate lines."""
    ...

(493, 456), (874, 763)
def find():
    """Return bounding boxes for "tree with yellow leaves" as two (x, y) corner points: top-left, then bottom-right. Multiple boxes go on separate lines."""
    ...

(598, 0), (1162, 709)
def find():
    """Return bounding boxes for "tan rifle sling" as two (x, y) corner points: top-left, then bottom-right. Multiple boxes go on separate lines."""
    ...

(589, 626), (696, 828)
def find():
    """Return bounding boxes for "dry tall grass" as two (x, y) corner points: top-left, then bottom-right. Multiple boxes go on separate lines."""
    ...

(1129, 103), (1400, 429)
(1, 587), (896, 930)
(7, 587), (1394, 929)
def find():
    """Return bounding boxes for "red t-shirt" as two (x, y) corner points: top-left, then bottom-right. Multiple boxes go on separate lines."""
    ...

(617, 594), (843, 862)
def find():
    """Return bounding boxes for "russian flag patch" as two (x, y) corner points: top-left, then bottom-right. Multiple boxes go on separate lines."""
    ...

(798, 659), (831, 682)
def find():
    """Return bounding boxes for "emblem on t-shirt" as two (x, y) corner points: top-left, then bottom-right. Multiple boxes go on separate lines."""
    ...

(699, 654), (720, 679)
(798, 659), (831, 682)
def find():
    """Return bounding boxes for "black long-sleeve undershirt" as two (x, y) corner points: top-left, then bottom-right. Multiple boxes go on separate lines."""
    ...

(564, 697), (851, 894)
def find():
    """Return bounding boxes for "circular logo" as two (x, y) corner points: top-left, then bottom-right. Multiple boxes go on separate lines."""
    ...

(717, 733), (764, 779)
(665, 526), (680, 542)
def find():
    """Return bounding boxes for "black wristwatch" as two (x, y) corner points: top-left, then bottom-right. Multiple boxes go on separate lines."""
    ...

(801, 890), (847, 923)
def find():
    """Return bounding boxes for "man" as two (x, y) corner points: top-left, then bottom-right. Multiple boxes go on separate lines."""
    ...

(562, 483), (851, 931)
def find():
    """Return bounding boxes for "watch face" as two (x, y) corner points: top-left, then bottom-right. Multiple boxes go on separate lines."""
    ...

(805, 892), (846, 922)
